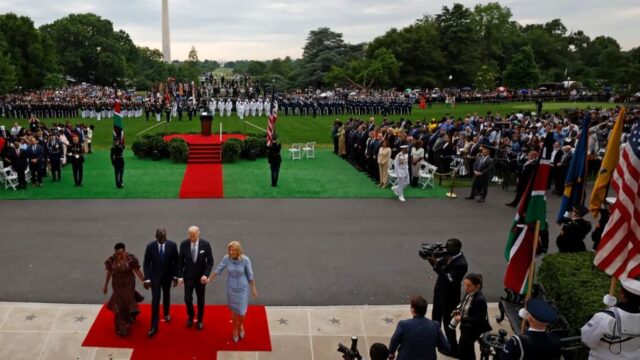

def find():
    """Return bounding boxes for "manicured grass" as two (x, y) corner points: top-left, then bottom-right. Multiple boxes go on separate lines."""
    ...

(223, 149), (448, 198)
(1, 102), (617, 151)
(0, 150), (185, 200)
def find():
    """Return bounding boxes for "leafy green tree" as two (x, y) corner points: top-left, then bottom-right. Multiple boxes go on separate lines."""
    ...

(0, 13), (47, 89)
(436, 3), (481, 86)
(503, 46), (540, 89)
(474, 65), (498, 92)
(326, 48), (399, 89)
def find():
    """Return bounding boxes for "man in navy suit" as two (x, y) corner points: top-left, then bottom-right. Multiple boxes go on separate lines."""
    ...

(143, 229), (179, 337)
(26, 137), (45, 187)
(177, 226), (214, 330)
(388, 295), (451, 360)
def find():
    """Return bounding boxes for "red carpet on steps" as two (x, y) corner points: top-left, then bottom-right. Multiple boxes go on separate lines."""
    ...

(82, 304), (271, 360)
(179, 163), (223, 198)
(164, 134), (246, 199)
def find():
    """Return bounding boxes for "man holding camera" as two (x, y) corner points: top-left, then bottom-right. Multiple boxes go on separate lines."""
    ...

(427, 238), (468, 357)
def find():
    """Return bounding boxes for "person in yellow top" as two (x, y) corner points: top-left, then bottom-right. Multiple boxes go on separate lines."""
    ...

(377, 140), (392, 187)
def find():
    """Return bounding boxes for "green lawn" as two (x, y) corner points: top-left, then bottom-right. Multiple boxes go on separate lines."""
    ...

(1, 102), (617, 151)
(223, 149), (448, 198)
(0, 150), (185, 200)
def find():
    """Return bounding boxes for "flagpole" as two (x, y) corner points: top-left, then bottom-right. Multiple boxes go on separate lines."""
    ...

(609, 277), (617, 296)
(521, 220), (541, 333)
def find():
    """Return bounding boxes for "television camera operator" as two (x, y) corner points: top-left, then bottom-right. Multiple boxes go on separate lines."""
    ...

(421, 238), (468, 357)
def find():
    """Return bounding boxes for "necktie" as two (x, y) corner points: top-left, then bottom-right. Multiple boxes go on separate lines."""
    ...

(191, 244), (197, 263)
(159, 244), (164, 261)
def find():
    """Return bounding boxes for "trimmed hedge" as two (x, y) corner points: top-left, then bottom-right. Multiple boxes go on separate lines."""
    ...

(131, 134), (169, 159)
(222, 138), (242, 163)
(168, 138), (189, 163)
(538, 252), (612, 334)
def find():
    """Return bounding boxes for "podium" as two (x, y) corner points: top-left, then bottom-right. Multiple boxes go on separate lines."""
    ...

(200, 112), (213, 136)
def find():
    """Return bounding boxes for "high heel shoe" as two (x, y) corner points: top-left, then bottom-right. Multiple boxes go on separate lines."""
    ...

(240, 328), (245, 339)
(232, 330), (239, 343)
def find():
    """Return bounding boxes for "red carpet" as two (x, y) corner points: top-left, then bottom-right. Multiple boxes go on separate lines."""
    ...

(179, 164), (224, 198)
(82, 304), (271, 360)
(165, 134), (246, 199)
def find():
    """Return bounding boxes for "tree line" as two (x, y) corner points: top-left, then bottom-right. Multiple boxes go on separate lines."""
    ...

(0, 3), (639, 95)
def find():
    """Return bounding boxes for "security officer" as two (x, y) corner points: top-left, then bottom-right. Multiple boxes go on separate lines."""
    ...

(110, 139), (125, 189)
(556, 204), (592, 252)
(581, 278), (640, 359)
(501, 298), (562, 359)
(267, 134), (282, 187)
(427, 238), (468, 357)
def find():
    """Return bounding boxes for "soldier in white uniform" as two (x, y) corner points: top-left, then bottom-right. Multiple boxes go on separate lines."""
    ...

(250, 100), (257, 117)
(218, 98), (225, 117)
(209, 98), (217, 117)
(391, 145), (410, 202)
(257, 99), (263, 116)
(263, 99), (271, 116)
(236, 99), (244, 119)
(225, 99), (232, 117)
(581, 278), (640, 359)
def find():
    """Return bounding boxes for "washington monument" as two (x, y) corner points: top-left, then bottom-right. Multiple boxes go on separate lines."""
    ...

(162, 0), (171, 62)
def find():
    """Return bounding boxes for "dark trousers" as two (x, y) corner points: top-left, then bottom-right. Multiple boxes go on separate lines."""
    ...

(432, 291), (458, 354)
(114, 164), (124, 188)
(29, 163), (43, 184)
(150, 279), (172, 328)
(184, 280), (206, 321)
(270, 163), (280, 186)
(71, 161), (83, 185)
(470, 176), (488, 199)
(50, 158), (61, 181)
(14, 167), (26, 188)
(458, 329), (479, 360)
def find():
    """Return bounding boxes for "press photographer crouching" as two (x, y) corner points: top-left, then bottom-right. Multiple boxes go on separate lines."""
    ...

(421, 238), (468, 357)
(337, 336), (390, 360)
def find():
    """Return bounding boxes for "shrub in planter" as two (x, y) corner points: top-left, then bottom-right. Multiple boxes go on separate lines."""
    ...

(131, 140), (147, 158)
(538, 252), (612, 334)
(222, 138), (242, 163)
(242, 137), (262, 160)
(140, 134), (168, 158)
(168, 138), (189, 163)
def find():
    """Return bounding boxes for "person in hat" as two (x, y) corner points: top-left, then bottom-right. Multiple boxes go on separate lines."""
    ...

(581, 278), (640, 359)
(591, 197), (615, 251)
(501, 298), (562, 359)
(391, 145), (410, 202)
(556, 204), (592, 253)
(267, 134), (282, 187)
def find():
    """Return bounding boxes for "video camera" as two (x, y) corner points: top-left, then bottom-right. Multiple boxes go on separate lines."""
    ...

(419, 243), (449, 259)
(479, 329), (508, 359)
(337, 336), (362, 360)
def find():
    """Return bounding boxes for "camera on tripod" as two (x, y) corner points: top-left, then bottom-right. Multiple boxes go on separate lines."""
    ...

(337, 336), (362, 360)
(419, 243), (449, 259)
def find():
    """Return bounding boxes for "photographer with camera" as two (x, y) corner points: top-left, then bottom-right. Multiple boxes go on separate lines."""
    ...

(338, 337), (390, 360)
(425, 238), (468, 357)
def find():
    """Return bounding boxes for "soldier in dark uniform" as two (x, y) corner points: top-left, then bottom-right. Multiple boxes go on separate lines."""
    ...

(177, 100), (183, 121)
(68, 136), (85, 186)
(145, 102), (151, 121)
(110, 139), (125, 188)
(556, 204), (592, 252)
(501, 298), (562, 360)
(46, 133), (63, 182)
(267, 135), (282, 187)
(187, 102), (194, 121)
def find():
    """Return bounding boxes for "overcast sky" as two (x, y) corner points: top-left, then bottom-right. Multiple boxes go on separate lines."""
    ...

(1, 0), (638, 61)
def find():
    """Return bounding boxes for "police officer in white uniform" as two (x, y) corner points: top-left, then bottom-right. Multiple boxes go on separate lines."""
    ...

(581, 278), (640, 359)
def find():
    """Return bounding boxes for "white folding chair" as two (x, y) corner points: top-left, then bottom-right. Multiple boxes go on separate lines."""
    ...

(2, 167), (18, 190)
(303, 142), (316, 159)
(418, 160), (437, 189)
(387, 162), (398, 187)
(24, 167), (31, 183)
(288, 143), (302, 160)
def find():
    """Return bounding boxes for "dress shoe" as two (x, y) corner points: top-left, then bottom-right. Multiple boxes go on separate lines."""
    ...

(465, 196), (474, 200)
(164, 315), (171, 323)
(505, 202), (516, 207)
(197, 322), (204, 330)
(186, 319), (193, 328)
(477, 198), (485, 203)
(399, 196), (406, 202)
(147, 328), (157, 337)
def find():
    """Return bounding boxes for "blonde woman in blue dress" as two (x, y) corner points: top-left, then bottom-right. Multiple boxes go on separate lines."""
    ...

(208, 241), (258, 343)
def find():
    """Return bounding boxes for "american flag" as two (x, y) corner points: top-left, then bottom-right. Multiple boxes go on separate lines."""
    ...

(594, 121), (640, 281)
(267, 106), (277, 146)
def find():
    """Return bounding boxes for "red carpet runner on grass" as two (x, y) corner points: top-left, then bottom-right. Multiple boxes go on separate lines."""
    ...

(82, 304), (272, 360)
(164, 134), (246, 199)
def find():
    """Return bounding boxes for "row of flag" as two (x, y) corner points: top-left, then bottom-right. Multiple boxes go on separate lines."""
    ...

(504, 108), (639, 294)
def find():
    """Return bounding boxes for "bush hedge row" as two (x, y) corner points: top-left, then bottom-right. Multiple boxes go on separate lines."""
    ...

(131, 134), (188, 163)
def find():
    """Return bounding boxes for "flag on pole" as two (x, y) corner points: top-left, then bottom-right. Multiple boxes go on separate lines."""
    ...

(556, 114), (591, 223)
(594, 121), (640, 281)
(589, 108), (625, 217)
(504, 133), (554, 294)
(267, 106), (278, 146)
(113, 99), (124, 145)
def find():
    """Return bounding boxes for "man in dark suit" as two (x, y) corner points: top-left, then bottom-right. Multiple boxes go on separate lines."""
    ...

(554, 145), (573, 195)
(7, 141), (28, 189)
(388, 295), (451, 360)
(177, 226), (214, 330)
(143, 229), (179, 337)
(466, 146), (495, 202)
(506, 150), (537, 207)
(427, 238), (468, 356)
(26, 137), (45, 187)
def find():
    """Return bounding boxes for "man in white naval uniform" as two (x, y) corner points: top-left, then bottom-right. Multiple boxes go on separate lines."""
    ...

(391, 145), (410, 202)
(217, 98), (225, 117)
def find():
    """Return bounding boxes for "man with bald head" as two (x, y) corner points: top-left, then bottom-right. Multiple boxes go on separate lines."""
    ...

(143, 229), (179, 337)
(177, 226), (214, 330)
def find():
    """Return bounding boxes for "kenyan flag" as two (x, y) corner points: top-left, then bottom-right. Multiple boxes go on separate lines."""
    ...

(503, 133), (554, 294)
(113, 99), (124, 144)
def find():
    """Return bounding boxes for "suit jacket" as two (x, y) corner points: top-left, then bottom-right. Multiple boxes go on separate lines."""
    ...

(459, 291), (492, 336)
(177, 239), (214, 281)
(143, 240), (179, 285)
(26, 144), (45, 166)
(433, 253), (468, 303)
(389, 316), (451, 360)
(473, 155), (494, 180)
(7, 147), (28, 170)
